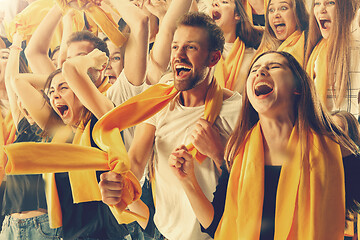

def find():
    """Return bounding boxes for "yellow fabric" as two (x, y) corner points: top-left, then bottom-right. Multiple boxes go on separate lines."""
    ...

(277, 31), (305, 65)
(214, 37), (245, 91)
(306, 39), (328, 108)
(97, 76), (112, 93)
(54, 0), (127, 47)
(0, 111), (16, 176)
(215, 123), (345, 240)
(4, 79), (223, 225)
(5, 0), (64, 51)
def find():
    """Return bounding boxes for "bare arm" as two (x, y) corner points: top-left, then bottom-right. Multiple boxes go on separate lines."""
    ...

(129, 123), (156, 180)
(62, 49), (114, 119)
(24, 5), (62, 74)
(12, 73), (54, 130)
(168, 145), (215, 228)
(146, 0), (192, 84)
(108, 0), (149, 86)
(57, 9), (77, 68)
(5, 33), (23, 126)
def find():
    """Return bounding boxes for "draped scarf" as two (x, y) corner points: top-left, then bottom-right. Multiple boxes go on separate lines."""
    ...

(215, 123), (345, 239)
(0, 111), (16, 176)
(277, 31), (305, 65)
(6, 0), (126, 51)
(4, 79), (223, 227)
(306, 39), (328, 108)
(214, 37), (245, 91)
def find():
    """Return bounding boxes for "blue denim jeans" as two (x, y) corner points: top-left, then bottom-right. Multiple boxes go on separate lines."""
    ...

(0, 214), (61, 240)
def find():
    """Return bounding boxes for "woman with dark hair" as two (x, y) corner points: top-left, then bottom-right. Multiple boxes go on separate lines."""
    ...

(305, 0), (359, 118)
(0, 32), (61, 239)
(169, 51), (360, 239)
(211, 0), (263, 92)
(256, 0), (308, 64)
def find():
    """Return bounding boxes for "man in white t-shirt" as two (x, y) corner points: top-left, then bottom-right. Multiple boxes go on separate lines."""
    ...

(99, 12), (242, 240)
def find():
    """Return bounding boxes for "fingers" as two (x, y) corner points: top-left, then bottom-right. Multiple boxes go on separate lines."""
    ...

(99, 172), (124, 205)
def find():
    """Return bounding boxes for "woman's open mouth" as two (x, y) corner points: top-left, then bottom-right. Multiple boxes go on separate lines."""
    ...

(254, 81), (274, 98)
(57, 104), (69, 118)
(319, 19), (331, 30)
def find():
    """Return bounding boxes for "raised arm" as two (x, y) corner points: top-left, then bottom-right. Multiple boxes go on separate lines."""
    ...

(62, 49), (113, 119)
(168, 145), (215, 229)
(57, 9), (77, 68)
(24, 5), (62, 75)
(11, 73), (54, 130)
(129, 122), (156, 180)
(5, 33), (24, 126)
(108, 0), (149, 86)
(146, 0), (193, 84)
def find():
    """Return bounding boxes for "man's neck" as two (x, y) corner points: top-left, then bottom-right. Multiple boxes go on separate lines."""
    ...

(179, 77), (211, 107)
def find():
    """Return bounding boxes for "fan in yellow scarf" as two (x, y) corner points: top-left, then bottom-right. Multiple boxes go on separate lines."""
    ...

(211, 0), (263, 92)
(4, 5), (150, 238)
(167, 51), (360, 240)
(305, 0), (358, 116)
(256, 0), (308, 65)
(6, 48), (129, 238)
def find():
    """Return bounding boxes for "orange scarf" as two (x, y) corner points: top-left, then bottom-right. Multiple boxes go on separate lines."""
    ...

(215, 123), (345, 239)
(0, 111), (16, 175)
(306, 39), (328, 108)
(55, 0), (126, 47)
(277, 31), (305, 65)
(214, 38), (245, 91)
(6, 0), (126, 50)
(4, 79), (223, 226)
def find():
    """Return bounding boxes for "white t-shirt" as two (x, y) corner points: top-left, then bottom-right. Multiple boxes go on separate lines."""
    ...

(106, 70), (149, 150)
(145, 92), (242, 240)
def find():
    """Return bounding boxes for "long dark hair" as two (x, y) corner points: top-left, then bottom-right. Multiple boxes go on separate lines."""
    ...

(234, 0), (263, 48)
(225, 51), (358, 169)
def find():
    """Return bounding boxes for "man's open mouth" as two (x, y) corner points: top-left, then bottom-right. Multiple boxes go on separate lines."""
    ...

(175, 65), (191, 77)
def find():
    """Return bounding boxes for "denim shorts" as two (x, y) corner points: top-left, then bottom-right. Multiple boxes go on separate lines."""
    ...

(0, 213), (61, 240)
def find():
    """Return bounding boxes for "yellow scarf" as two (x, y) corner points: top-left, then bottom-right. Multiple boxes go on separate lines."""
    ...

(6, 0), (126, 50)
(277, 31), (305, 65)
(214, 38), (245, 91)
(55, 0), (126, 47)
(4, 79), (223, 226)
(306, 39), (328, 108)
(215, 123), (345, 239)
(0, 111), (16, 175)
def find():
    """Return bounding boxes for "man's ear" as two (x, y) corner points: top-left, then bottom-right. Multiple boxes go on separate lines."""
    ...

(208, 51), (221, 67)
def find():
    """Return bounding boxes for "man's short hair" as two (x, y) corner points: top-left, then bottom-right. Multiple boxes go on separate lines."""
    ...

(177, 12), (225, 54)
(67, 30), (110, 57)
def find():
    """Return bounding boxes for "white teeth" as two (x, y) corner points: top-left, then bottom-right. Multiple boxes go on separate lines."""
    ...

(255, 81), (273, 89)
(175, 65), (191, 70)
